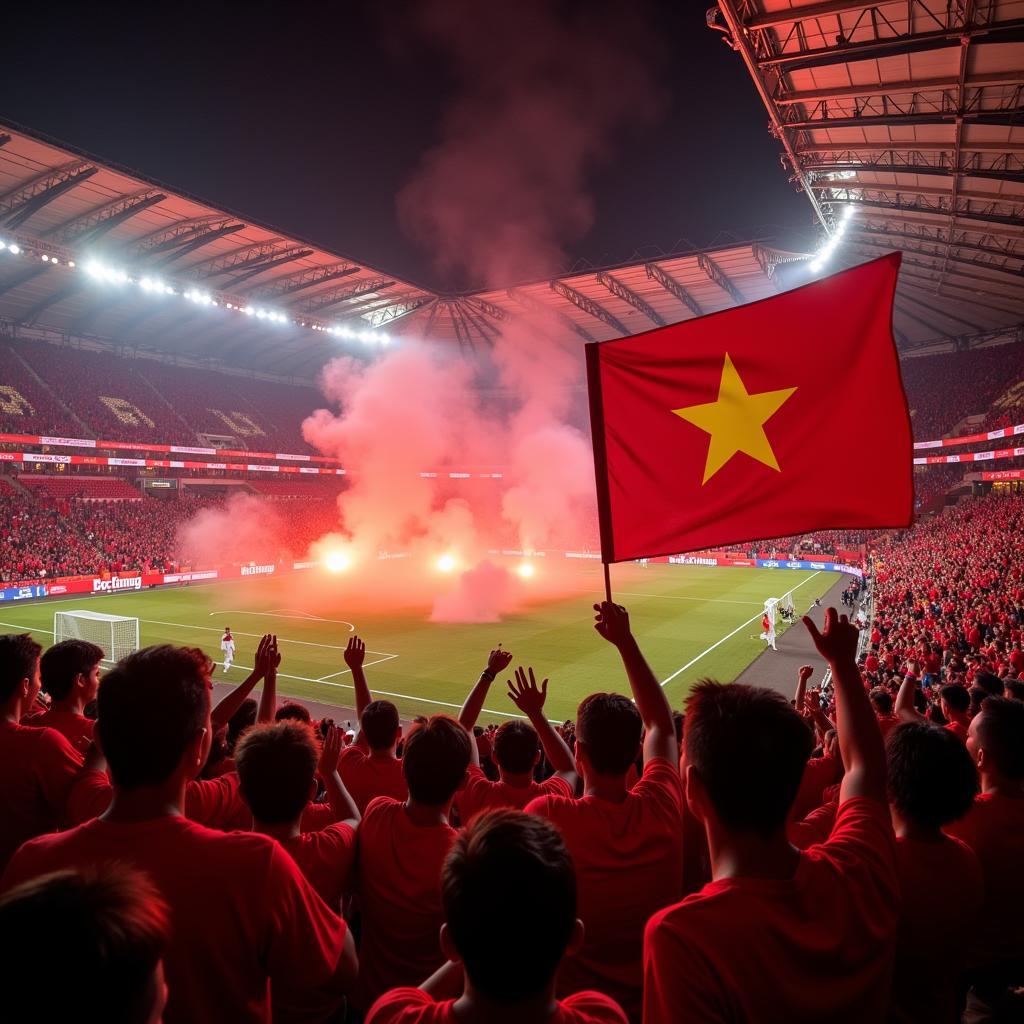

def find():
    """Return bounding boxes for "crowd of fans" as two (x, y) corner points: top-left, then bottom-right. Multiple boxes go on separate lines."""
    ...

(1, 492), (1023, 1021)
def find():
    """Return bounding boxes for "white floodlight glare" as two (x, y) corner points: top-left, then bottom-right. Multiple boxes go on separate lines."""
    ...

(9, 243), (21, 255)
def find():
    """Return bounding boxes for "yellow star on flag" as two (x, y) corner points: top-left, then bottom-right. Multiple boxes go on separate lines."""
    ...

(672, 353), (797, 485)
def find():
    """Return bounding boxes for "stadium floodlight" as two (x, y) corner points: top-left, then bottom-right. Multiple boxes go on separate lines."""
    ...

(809, 259), (824, 273)
(436, 553), (457, 573)
(517, 562), (535, 579)
(41, 254), (50, 262)
(324, 550), (351, 573)
(8, 243), (21, 255)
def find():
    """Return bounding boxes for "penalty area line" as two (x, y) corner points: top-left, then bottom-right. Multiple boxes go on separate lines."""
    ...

(659, 571), (824, 688)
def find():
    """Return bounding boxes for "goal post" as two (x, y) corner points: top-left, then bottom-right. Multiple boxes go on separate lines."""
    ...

(53, 610), (140, 666)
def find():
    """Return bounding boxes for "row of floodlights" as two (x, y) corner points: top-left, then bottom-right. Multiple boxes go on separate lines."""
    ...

(809, 205), (856, 274)
(0, 244), (395, 346)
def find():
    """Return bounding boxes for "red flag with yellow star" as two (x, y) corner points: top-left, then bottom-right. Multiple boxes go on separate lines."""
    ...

(586, 253), (912, 562)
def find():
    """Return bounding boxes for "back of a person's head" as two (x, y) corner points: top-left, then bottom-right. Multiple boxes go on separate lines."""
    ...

(40, 638), (105, 700)
(1005, 678), (1024, 701)
(974, 696), (1024, 780)
(227, 697), (258, 751)
(968, 685), (988, 717)
(974, 671), (1004, 697)
(869, 687), (893, 716)
(361, 698), (400, 750)
(940, 683), (970, 714)
(576, 692), (642, 775)
(275, 701), (311, 724)
(236, 721), (317, 823)
(0, 632), (42, 702)
(887, 722), (978, 830)
(443, 810), (575, 1002)
(97, 645), (211, 789)
(403, 714), (471, 805)
(493, 720), (539, 773)
(685, 681), (813, 836)
(0, 864), (168, 1023)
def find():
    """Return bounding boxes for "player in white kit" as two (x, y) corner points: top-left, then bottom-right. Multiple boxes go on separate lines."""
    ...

(220, 627), (235, 672)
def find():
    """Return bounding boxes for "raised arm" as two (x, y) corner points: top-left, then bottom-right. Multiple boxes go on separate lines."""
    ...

(211, 634), (272, 729)
(458, 647), (514, 732)
(894, 670), (925, 724)
(804, 608), (887, 805)
(345, 636), (370, 721)
(794, 664), (813, 710)
(594, 601), (677, 764)
(507, 667), (579, 789)
(317, 725), (360, 829)
(257, 635), (280, 723)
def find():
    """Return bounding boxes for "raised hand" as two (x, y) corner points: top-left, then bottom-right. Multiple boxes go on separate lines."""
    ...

(799, 665), (814, 683)
(345, 635), (366, 671)
(318, 724), (343, 776)
(803, 607), (858, 666)
(253, 634), (281, 678)
(507, 666), (548, 719)
(486, 646), (513, 676)
(593, 601), (632, 648)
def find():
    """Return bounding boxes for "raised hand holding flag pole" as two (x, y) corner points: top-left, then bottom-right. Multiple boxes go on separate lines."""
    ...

(587, 253), (912, 588)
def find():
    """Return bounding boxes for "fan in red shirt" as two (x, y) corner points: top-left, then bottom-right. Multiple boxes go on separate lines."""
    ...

(0, 642), (357, 1024)
(338, 635), (409, 812)
(455, 656), (577, 823)
(22, 637), (104, 751)
(366, 809), (626, 1024)
(235, 719), (361, 1022)
(527, 602), (684, 1023)
(0, 863), (170, 1024)
(354, 712), (473, 1014)
(886, 721), (983, 1023)
(644, 608), (898, 1024)
(946, 696), (1024, 1018)
(0, 632), (83, 870)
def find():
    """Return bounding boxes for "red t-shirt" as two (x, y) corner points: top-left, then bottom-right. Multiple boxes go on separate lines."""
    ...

(280, 822), (356, 910)
(944, 720), (969, 744)
(454, 765), (573, 824)
(791, 754), (839, 820)
(66, 769), (246, 830)
(946, 792), (1024, 965)
(355, 797), (458, 1012)
(366, 987), (628, 1024)
(526, 757), (684, 1021)
(339, 745), (408, 813)
(22, 708), (94, 751)
(1, 814), (348, 1024)
(643, 798), (898, 1024)
(890, 834), (983, 1024)
(0, 719), (82, 870)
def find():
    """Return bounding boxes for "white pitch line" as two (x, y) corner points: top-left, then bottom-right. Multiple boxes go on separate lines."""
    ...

(211, 609), (356, 630)
(315, 653), (399, 681)
(135, 618), (348, 651)
(659, 571), (824, 688)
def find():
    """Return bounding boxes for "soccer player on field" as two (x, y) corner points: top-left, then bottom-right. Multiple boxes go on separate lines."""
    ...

(220, 627), (235, 673)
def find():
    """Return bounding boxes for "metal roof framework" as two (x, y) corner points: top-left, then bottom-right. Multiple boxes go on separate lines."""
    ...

(713, 0), (1024, 349)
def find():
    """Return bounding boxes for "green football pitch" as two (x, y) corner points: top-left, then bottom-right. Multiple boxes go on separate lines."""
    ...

(0, 563), (838, 723)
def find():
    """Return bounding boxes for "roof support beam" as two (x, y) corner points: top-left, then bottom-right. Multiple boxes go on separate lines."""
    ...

(800, 141), (1024, 155)
(507, 288), (595, 342)
(151, 224), (250, 266)
(841, 197), (1024, 231)
(778, 72), (1024, 104)
(45, 190), (167, 246)
(644, 262), (703, 316)
(697, 254), (745, 305)
(813, 179), (1024, 208)
(900, 279), (1022, 318)
(303, 278), (396, 315)
(894, 301), (955, 340)
(849, 239), (1024, 290)
(457, 299), (502, 343)
(3, 166), (98, 231)
(17, 283), (80, 326)
(744, 0), (903, 29)
(550, 280), (629, 335)
(809, 161), (1024, 185)
(220, 248), (313, 288)
(366, 296), (437, 331)
(131, 216), (234, 255)
(787, 107), (1024, 132)
(247, 263), (359, 299)
(852, 225), (1024, 264)
(896, 290), (988, 333)
(597, 271), (665, 326)
(856, 207), (1024, 242)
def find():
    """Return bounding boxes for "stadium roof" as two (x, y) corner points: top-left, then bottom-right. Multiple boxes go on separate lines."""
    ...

(712, 0), (1024, 350)
(0, 119), (806, 374)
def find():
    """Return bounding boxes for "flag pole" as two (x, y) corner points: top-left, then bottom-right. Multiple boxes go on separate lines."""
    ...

(603, 562), (613, 604)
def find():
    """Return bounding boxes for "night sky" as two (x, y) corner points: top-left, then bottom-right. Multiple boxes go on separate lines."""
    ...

(0, 1), (815, 292)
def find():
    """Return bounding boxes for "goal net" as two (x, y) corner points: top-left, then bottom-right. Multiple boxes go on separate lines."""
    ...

(763, 590), (798, 632)
(53, 610), (140, 666)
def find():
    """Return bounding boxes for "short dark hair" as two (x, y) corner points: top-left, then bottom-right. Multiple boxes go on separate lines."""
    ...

(1004, 678), (1024, 701)
(402, 714), (471, 805)
(236, 722), (318, 823)
(0, 633), (42, 702)
(968, 686), (988, 717)
(361, 699), (400, 750)
(97, 645), (211, 789)
(887, 722), (978, 829)
(40, 639), (105, 700)
(0, 864), (168, 1024)
(684, 681), (813, 837)
(443, 810), (575, 1001)
(869, 688), (893, 716)
(576, 692), (642, 775)
(227, 698), (258, 752)
(974, 672), (1004, 697)
(939, 683), (970, 714)
(275, 701), (311, 724)
(493, 720), (539, 774)
(975, 697), (1024, 780)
